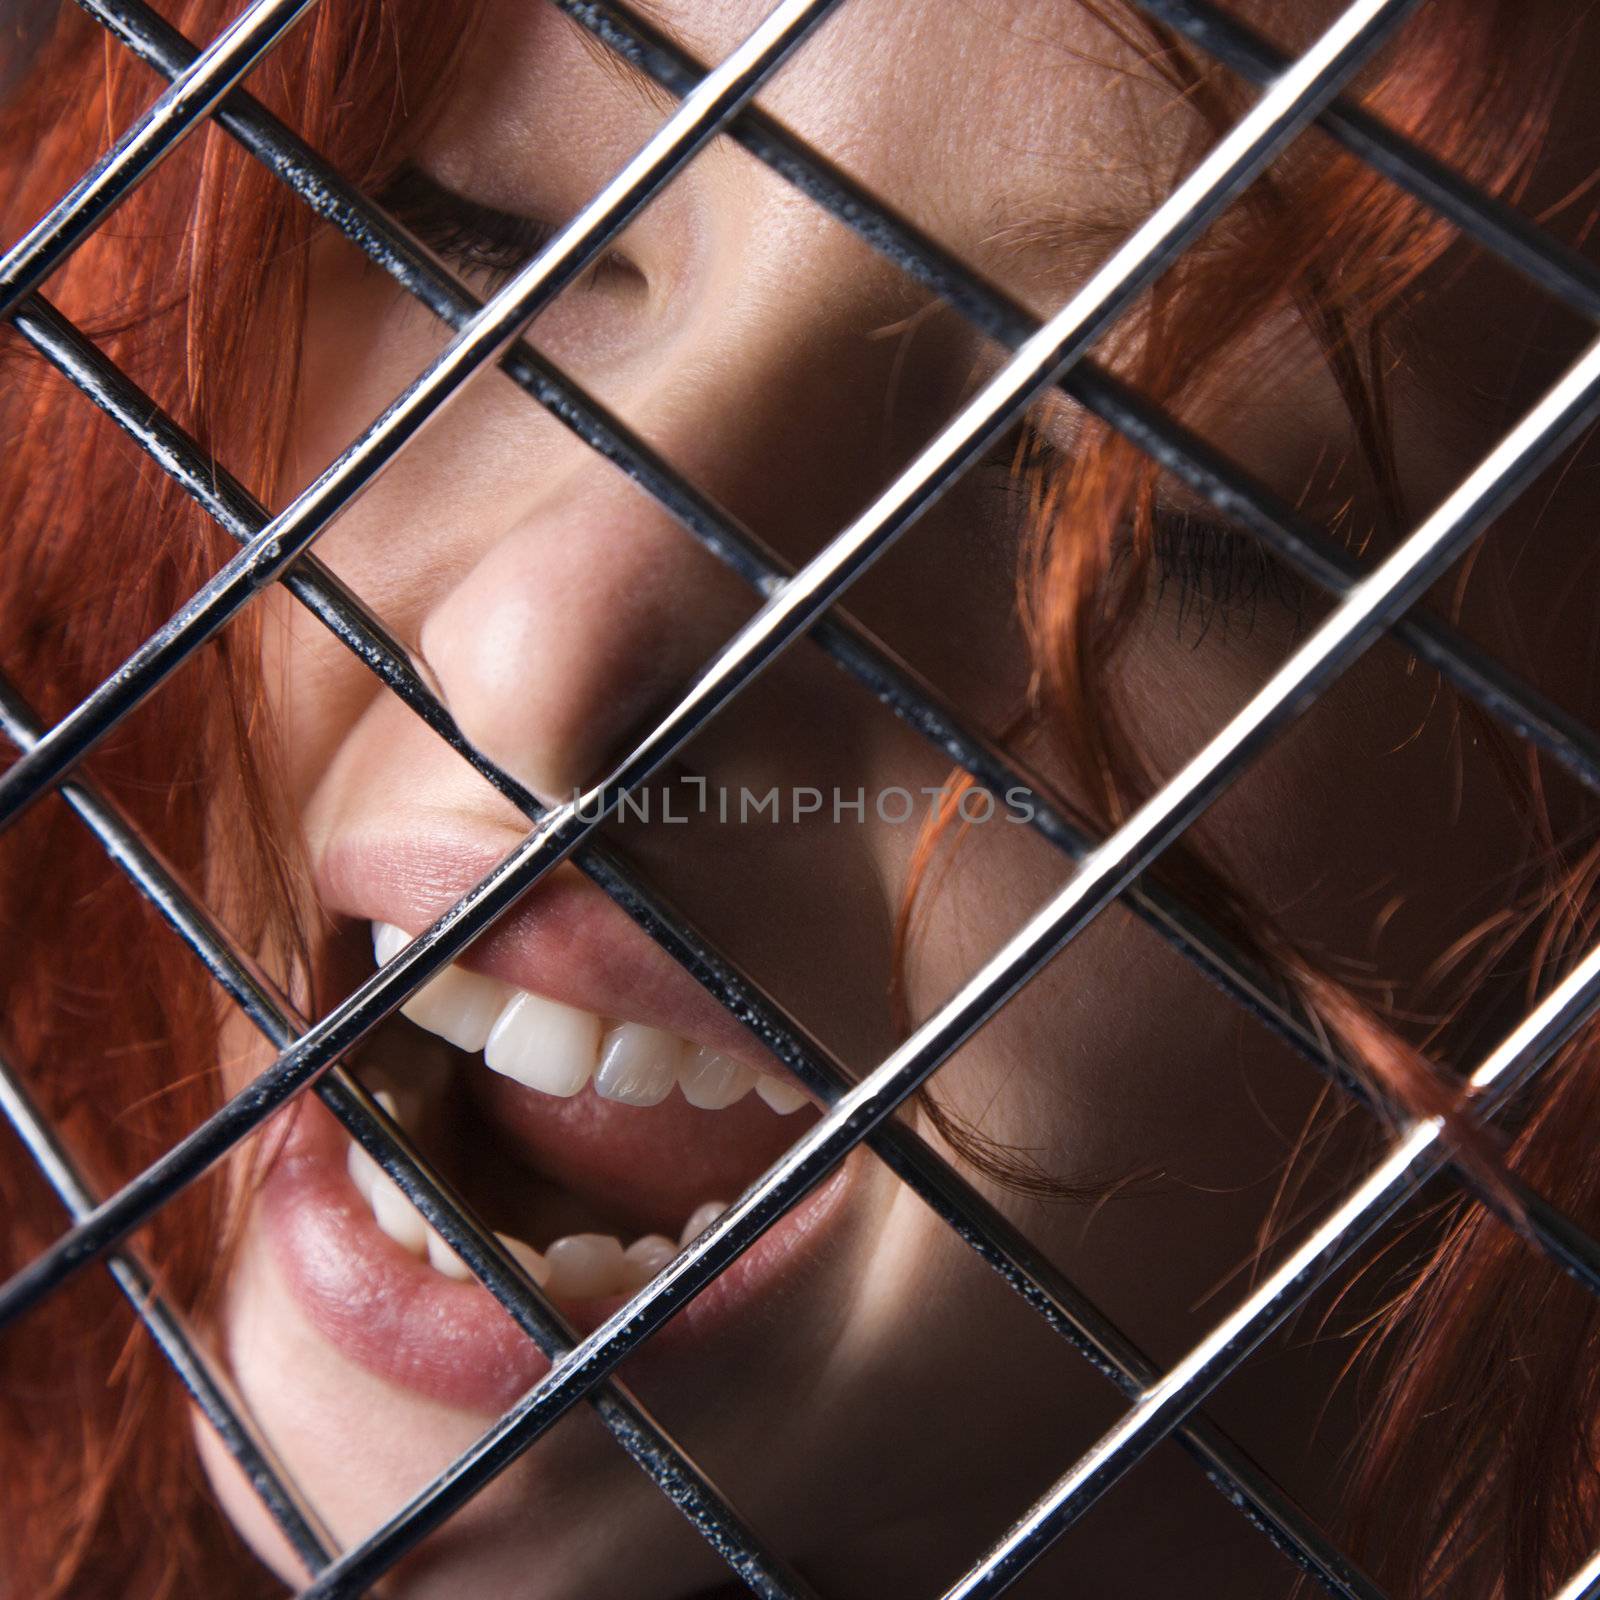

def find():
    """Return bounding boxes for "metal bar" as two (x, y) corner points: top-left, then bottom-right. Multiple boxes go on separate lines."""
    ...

(945, 920), (1600, 1598)
(34, 2), (1600, 1302)
(565, 0), (1600, 322)
(549, 0), (1600, 797)
(59, 0), (1600, 1048)
(4, 301), (1360, 1115)
(0, 0), (1422, 1336)
(1125, 0), (1600, 322)
(6, 0), (1587, 1587)
(287, 310), (1600, 1600)
(0, 675), (818, 1600)
(11, 296), (495, 742)
(1552, 1544), (1600, 1600)
(21, 252), (1600, 1580)
(0, 0), (321, 320)
(35, 6), (1377, 1063)
(9, 298), (1395, 1600)
(0, 0), (845, 829)
(0, 1042), (337, 1576)
(55, 2), (1598, 1148)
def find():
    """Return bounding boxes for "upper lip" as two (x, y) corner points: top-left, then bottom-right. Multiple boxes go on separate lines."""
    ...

(315, 812), (786, 1075)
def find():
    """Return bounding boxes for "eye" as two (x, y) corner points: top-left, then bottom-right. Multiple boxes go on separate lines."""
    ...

(1018, 424), (1307, 643)
(1145, 507), (1308, 643)
(375, 163), (640, 293)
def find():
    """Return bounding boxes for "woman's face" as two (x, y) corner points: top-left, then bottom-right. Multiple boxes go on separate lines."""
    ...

(199, 1), (1569, 1593)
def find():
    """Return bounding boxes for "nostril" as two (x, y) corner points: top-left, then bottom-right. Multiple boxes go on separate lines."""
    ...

(409, 638), (452, 722)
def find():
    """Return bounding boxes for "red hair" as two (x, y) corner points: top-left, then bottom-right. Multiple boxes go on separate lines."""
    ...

(0, 4), (466, 1593)
(0, 1), (1594, 1595)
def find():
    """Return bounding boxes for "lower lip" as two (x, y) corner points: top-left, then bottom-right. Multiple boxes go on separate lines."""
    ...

(259, 1094), (858, 1414)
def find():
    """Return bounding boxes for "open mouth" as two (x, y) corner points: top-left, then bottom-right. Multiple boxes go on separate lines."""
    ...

(345, 920), (813, 1300)
(259, 841), (855, 1412)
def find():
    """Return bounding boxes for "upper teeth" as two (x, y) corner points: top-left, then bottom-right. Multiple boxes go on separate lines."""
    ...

(371, 922), (809, 1113)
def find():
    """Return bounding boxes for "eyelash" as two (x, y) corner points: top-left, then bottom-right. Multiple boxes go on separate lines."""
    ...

(1145, 509), (1306, 641)
(377, 164), (632, 291)
(1018, 426), (1305, 640)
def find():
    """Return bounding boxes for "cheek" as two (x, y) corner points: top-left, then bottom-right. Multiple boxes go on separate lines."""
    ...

(1201, 644), (1522, 980)
(259, 590), (384, 813)
(1101, 595), (1519, 979)
(291, 240), (452, 493)
(904, 886), (1254, 1190)
(891, 602), (1520, 1218)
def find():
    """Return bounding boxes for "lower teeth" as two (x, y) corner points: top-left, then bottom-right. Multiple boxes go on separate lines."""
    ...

(344, 1134), (724, 1298)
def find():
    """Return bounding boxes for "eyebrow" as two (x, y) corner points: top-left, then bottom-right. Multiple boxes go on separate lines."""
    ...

(544, 1), (1209, 329)
(977, 197), (1152, 314)
(555, 2), (696, 118)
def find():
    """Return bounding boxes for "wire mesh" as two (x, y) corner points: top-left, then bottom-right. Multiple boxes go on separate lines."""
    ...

(1, 0), (1598, 1595)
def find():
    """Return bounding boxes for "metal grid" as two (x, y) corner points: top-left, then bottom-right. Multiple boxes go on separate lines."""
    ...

(2, 0), (1599, 1593)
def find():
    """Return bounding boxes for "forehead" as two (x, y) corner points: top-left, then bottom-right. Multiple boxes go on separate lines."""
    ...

(430, 0), (1181, 281)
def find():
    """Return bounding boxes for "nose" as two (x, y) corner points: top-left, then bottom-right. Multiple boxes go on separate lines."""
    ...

(418, 183), (962, 801)
(418, 477), (760, 799)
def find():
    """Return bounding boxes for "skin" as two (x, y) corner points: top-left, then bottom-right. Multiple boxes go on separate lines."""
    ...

(195, 1), (1596, 1594)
